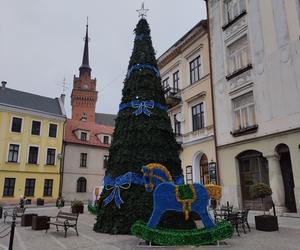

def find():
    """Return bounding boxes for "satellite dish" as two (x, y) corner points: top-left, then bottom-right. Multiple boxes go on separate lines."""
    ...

(175, 112), (184, 122)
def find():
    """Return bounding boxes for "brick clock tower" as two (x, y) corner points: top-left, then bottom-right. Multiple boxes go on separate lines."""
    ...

(71, 23), (98, 122)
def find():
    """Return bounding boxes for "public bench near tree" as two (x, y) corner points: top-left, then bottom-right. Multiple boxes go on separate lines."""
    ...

(3, 207), (26, 223)
(45, 211), (79, 237)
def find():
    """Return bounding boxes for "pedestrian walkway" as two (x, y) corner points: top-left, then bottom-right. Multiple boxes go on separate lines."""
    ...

(0, 206), (299, 250)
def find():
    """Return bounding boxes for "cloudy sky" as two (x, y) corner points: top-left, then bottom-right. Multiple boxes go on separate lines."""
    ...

(0, 0), (206, 116)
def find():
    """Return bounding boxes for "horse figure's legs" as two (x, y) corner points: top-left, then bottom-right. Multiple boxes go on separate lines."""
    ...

(147, 209), (163, 228)
(193, 205), (215, 229)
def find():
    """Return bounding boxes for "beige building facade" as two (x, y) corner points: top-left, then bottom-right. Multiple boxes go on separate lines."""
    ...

(158, 20), (217, 185)
(207, 0), (300, 214)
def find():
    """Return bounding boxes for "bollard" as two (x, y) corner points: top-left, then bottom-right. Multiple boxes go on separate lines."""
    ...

(8, 211), (16, 250)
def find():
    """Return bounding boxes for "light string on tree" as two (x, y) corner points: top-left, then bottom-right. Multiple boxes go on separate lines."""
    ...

(127, 64), (160, 79)
(135, 34), (149, 41)
(119, 100), (166, 117)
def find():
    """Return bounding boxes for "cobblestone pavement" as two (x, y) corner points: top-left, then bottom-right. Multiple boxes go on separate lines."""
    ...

(0, 206), (300, 250)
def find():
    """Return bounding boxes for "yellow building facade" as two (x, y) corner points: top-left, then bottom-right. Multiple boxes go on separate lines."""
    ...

(158, 20), (217, 185)
(0, 84), (66, 205)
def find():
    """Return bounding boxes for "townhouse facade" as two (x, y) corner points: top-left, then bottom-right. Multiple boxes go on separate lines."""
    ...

(206, 0), (300, 213)
(0, 81), (66, 205)
(158, 20), (218, 186)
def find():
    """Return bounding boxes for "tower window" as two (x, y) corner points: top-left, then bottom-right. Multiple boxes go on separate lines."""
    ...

(80, 153), (87, 167)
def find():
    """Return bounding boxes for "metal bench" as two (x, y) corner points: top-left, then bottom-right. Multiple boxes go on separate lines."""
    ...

(3, 207), (26, 223)
(46, 211), (79, 237)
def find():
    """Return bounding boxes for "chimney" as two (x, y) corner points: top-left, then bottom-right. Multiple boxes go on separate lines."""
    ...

(1, 81), (7, 89)
(60, 94), (66, 104)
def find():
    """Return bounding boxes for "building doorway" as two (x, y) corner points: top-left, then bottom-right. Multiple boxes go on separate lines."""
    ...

(276, 144), (297, 213)
(200, 154), (209, 185)
(238, 150), (269, 209)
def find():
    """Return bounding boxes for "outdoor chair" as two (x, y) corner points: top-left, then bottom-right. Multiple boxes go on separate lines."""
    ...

(3, 207), (26, 223)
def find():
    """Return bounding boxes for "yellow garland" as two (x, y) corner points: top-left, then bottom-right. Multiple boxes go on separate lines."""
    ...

(145, 163), (173, 182)
(205, 184), (222, 200)
(175, 184), (197, 220)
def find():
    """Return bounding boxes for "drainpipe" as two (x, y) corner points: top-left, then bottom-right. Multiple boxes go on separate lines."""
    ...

(59, 119), (66, 197)
(205, 0), (220, 185)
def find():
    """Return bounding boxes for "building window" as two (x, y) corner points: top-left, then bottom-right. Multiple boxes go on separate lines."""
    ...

(224, 0), (246, 24)
(103, 155), (109, 169)
(3, 178), (15, 197)
(200, 154), (209, 185)
(80, 153), (87, 167)
(8, 144), (19, 163)
(81, 132), (87, 141)
(31, 121), (41, 135)
(43, 179), (53, 196)
(238, 150), (269, 208)
(46, 148), (56, 165)
(227, 35), (250, 74)
(186, 166), (193, 184)
(162, 77), (169, 91)
(232, 92), (256, 130)
(103, 135), (109, 144)
(173, 71), (179, 93)
(190, 56), (201, 84)
(192, 103), (204, 131)
(174, 114), (181, 136)
(11, 117), (22, 133)
(28, 146), (39, 164)
(24, 178), (35, 197)
(77, 177), (87, 193)
(49, 123), (57, 138)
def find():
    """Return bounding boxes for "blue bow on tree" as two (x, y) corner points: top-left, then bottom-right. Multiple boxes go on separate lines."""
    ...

(131, 100), (154, 116)
(103, 173), (133, 208)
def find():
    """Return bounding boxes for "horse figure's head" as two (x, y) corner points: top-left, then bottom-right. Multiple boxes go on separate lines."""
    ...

(142, 163), (173, 192)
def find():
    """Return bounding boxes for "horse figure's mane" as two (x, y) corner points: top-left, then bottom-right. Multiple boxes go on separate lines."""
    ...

(142, 163), (173, 190)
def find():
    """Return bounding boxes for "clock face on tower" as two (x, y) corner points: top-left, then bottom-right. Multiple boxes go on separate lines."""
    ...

(82, 84), (89, 90)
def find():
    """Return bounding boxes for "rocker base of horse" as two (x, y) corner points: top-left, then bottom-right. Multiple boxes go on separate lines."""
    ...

(131, 220), (234, 246)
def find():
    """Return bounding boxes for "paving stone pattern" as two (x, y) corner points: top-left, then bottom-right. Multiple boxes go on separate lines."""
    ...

(0, 206), (300, 250)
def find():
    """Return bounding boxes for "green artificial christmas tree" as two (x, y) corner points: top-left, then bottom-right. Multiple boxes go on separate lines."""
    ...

(94, 15), (194, 235)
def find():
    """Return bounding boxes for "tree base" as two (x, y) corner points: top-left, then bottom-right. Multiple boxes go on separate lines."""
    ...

(255, 215), (278, 231)
(131, 220), (233, 246)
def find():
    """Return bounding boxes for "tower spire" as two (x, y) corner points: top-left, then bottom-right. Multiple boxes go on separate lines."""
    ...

(79, 17), (91, 77)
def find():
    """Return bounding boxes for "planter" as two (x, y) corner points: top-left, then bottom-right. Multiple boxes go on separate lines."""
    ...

(255, 215), (278, 231)
(21, 213), (38, 226)
(72, 205), (84, 214)
(37, 198), (44, 206)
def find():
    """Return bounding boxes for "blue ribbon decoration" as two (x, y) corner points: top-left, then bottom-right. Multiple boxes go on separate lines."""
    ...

(127, 64), (160, 79)
(131, 100), (154, 116)
(119, 100), (166, 116)
(135, 34), (148, 41)
(103, 172), (144, 208)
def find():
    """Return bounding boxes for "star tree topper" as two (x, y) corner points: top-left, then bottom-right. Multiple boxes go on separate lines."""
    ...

(136, 2), (149, 19)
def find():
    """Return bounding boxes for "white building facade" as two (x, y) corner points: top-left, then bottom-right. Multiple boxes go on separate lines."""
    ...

(207, 0), (300, 213)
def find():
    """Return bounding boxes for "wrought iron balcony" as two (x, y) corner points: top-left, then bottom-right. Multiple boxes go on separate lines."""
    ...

(163, 86), (181, 108)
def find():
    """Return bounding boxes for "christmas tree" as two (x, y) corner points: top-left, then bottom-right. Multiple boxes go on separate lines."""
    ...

(94, 15), (190, 234)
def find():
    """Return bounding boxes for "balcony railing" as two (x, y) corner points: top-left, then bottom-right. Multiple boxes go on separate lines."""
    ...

(163, 86), (181, 108)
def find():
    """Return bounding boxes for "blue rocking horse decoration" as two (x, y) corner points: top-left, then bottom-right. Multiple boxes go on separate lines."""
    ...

(142, 163), (215, 229)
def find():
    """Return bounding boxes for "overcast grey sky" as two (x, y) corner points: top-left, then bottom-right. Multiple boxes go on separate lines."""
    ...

(0, 0), (206, 116)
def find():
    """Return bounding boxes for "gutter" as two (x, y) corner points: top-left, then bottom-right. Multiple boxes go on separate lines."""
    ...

(205, 0), (220, 185)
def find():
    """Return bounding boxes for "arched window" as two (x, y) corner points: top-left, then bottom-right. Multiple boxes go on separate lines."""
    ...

(200, 154), (209, 185)
(77, 177), (87, 193)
